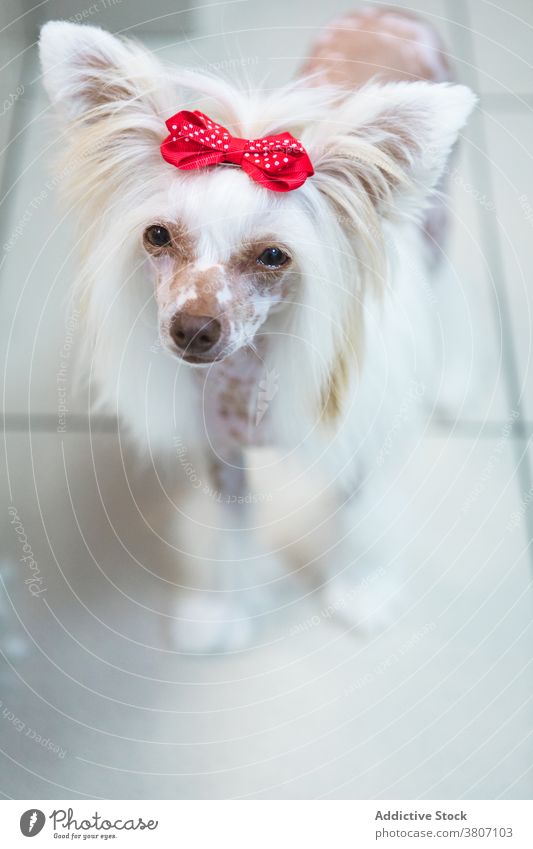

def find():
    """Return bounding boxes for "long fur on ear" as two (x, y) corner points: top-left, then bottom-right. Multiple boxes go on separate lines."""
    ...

(39, 21), (251, 129)
(37, 22), (264, 222)
(38, 21), (169, 122)
(38, 23), (172, 226)
(304, 80), (476, 223)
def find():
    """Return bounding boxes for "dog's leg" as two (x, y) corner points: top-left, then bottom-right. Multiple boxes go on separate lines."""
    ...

(317, 471), (407, 636)
(170, 452), (267, 653)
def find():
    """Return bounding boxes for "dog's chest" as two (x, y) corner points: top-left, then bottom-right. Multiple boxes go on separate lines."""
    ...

(194, 348), (274, 455)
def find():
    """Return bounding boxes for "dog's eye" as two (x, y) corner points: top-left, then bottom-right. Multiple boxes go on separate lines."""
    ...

(144, 225), (171, 248)
(256, 247), (289, 268)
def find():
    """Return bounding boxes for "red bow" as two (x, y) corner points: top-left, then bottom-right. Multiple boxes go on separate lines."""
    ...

(160, 110), (314, 193)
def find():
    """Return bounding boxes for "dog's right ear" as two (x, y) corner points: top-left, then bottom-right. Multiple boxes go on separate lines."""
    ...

(305, 80), (476, 221)
(39, 21), (166, 124)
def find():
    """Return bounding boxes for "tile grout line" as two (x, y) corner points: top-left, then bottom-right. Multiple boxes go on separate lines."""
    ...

(1, 414), (532, 439)
(1, 414), (119, 433)
(447, 0), (533, 552)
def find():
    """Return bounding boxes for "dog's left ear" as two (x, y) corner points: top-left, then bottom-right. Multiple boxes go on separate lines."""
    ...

(307, 81), (476, 217)
(39, 21), (166, 125)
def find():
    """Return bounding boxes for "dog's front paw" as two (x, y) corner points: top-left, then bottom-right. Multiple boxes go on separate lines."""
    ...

(170, 594), (254, 653)
(321, 570), (402, 635)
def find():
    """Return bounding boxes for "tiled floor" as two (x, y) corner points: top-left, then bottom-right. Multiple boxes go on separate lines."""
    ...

(0, 0), (532, 799)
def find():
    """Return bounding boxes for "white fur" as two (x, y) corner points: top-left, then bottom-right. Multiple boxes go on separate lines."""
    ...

(39, 22), (476, 651)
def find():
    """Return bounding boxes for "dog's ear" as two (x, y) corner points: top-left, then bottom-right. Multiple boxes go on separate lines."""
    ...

(39, 21), (165, 124)
(307, 81), (476, 218)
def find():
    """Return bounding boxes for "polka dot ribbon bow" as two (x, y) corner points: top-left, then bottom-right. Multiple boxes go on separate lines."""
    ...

(160, 110), (314, 193)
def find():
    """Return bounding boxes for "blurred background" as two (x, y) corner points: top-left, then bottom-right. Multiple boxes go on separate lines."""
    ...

(1, 0), (532, 799)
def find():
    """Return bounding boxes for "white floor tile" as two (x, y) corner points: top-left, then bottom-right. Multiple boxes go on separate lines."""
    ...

(1, 430), (531, 798)
(468, 0), (533, 96)
(0, 90), (88, 418)
(483, 107), (533, 424)
(0, 40), (29, 190)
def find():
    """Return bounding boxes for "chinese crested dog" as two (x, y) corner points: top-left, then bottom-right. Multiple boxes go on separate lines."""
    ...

(39, 8), (475, 650)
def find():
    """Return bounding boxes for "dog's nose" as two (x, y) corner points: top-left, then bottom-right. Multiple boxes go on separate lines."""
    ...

(170, 313), (221, 355)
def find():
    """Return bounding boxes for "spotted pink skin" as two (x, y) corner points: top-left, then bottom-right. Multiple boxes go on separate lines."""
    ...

(197, 344), (274, 459)
(301, 7), (452, 86)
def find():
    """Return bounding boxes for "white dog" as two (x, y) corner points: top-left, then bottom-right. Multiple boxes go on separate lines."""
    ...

(39, 9), (475, 651)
